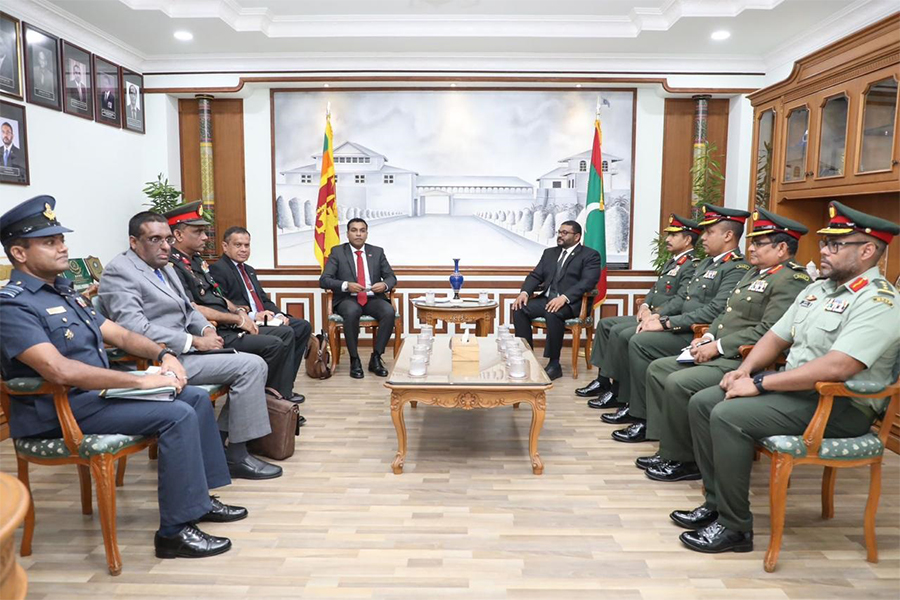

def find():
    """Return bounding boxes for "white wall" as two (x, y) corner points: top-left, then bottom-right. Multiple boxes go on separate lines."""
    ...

(724, 95), (754, 211)
(631, 89), (666, 270)
(2, 92), (178, 263)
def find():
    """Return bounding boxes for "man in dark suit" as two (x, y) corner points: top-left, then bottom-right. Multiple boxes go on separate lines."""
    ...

(1, 122), (25, 182)
(319, 218), (397, 379)
(512, 220), (602, 380)
(210, 226), (311, 393)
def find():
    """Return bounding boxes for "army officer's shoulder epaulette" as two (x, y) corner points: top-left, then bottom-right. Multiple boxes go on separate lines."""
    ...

(787, 261), (807, 271)
(793, 272), (811, 282)
(735, 262), (752, 270)
(0, 282), (25, 299)
(873, 278), (896, 296)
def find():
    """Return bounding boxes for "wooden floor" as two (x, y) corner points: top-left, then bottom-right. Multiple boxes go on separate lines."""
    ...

(2, 359), (899, 600)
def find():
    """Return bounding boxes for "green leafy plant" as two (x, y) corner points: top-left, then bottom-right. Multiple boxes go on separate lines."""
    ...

(142, 174), (183, 214)
(755, 140), (773, 210)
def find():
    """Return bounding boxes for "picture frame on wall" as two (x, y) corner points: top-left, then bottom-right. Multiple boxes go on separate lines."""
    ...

(121, 68), (144, 133)
(93, 54), (120, 127)
(23, 23), (61, 110)
(61, 40), (93, 120)
(0, 12), (23, 100)
(0, 99), (30, 185)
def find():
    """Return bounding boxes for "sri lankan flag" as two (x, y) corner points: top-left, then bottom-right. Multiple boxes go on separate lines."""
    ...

(583, 115), (607, 308)
(314, 111), (340, 270)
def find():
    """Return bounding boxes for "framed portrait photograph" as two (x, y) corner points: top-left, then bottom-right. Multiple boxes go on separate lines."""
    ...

(61, 40), (92, 119)
(0, 13), (22, 100)
(0, 100), (30, 185)
(121, 68), (144, 133)
(93, 54), (120, 127)
(23, 22), (61, 110)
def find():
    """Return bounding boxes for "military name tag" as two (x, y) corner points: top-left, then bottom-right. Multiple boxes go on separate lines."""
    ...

(46, 306), (67, 315)
(703, 270), (717, 279)
(748, 280), (768, 293)
(667, 266), (681, 276)
(824, 298), (849, 314)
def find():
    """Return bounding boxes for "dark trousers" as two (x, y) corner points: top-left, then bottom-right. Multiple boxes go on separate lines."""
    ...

(222, 327), (294, 398)
(335, 297), (395, 358)
(512, 296), (575, 361)
(284, 317), (312, 380)
(40, 386), (229, 527)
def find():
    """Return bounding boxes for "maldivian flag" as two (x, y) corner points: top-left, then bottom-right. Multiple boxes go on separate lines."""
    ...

(314, 112), (340, 270)
(582, 115), (607, 308)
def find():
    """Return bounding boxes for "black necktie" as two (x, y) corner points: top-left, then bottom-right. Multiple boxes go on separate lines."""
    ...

(550, 250), (567, 297)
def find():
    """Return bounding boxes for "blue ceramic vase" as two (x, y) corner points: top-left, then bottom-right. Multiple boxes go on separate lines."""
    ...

(449, 258), (464, 299)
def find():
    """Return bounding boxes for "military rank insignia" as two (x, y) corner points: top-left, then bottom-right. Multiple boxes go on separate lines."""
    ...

(824, 298), (849, 313)
(848, 276), (868, 293)
(748, 280), (769, 293)
(64, 329), (74, 340)
(703, 270), (717, 279)
(76, 296), (89, 309)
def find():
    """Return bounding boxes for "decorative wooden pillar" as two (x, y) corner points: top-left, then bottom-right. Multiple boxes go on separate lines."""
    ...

(196, 94), (216, 256)
(690, 94), (711, 219)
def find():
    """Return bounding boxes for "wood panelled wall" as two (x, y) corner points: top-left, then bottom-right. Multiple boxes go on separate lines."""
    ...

(178, 99), (247, 253)
(659, 99), (730, 228)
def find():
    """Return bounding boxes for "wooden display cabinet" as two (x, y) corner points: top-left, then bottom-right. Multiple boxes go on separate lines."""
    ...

(747, 13), (899, 284)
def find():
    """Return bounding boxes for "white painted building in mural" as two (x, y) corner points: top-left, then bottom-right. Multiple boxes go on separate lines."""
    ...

(536, 149), (623, 206)
(415, 176), (533, 216)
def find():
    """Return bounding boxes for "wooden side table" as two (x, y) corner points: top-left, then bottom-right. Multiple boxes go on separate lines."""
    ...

(0, 473), (29, 600)
(412, 301), (498, 337)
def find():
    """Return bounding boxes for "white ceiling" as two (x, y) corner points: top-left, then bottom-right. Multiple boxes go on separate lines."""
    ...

(21, 0), (900, 74)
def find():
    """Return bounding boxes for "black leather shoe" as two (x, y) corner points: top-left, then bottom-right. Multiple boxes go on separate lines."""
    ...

(349, 357), (364, 379)
(288, 393), (305, 404)
(575, 378), (609, 397)
(227, 454), (283, 480)
(544, 362), (563, 381)
(154, 524), (232, 559)
(679, 521), (753, 554)
(298, 415), (307, 427)
(646, 460), (701, 482)
(600, 405), (639, 425)
(197, 496), (248, 523)
(611, 421), (647, 443)
(588, 391), (625, 410)
(635, 453), (664, 470)
(369, 353), (389, 377)
(670, 505), (719, 530)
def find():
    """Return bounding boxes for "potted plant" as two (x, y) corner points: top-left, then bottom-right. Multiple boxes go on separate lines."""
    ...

(142, 173), (184, 214)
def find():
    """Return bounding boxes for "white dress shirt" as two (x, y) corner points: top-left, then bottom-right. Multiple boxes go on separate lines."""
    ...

(341, 244), (375, 296)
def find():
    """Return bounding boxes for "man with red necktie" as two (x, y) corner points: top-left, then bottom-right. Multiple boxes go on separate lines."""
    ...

(319, 218), (397, 379)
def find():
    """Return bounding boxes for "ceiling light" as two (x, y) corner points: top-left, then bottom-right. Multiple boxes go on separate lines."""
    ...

(174, 30), (193, 41)
(576, 84), (582, 88)
(711, 30), (730, 41)
(323, 83), (330, 88)
(450, 83), (457, 87)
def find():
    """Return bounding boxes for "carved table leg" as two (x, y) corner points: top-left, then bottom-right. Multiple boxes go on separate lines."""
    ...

(528, 392), (546, 475)
(390, 393), (408, 474)
(476, 318), (488, 337)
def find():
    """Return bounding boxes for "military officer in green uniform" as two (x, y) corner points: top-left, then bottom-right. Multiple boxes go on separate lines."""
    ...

(635, 208), (810, 481)
(673, 201), (900, 554)
(604, 204), (752, 442)
(576, 214), (701, 408)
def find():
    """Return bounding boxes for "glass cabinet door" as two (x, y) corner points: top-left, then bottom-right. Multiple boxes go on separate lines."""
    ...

(783, 106), (809, 182)
(859, 77), (898, 173)
(755, 109), (775, 208)
(817, 94), (849, 178)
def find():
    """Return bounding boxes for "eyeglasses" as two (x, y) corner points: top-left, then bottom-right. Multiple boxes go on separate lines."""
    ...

(557, 230), (576, 236)
(749, 239), (778, 248)
(818, 239), (869, 253)
(142, 235), (176, 247)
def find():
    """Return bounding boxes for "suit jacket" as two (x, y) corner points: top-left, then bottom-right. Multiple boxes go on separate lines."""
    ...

(98, 249), (212, 355)
(521, 244), (603, 316)
(319, 243), (397, 309)
(1, 144), (24, 177)
(209, 255), (279, 314)
(101, 90), (116, 111)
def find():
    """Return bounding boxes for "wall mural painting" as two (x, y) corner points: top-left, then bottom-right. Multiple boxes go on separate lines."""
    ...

(272, 89), (635, 267)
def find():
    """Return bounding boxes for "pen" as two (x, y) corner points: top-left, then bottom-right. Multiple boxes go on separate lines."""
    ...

(681, 339), (713, 351)
(264, 314), (268, 326)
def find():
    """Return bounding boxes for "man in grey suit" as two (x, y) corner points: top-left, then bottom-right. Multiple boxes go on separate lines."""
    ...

(319, 218), (397, 379)
(99, 211), (281, 480)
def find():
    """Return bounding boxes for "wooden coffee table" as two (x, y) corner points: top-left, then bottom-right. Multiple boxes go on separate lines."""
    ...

(385, 335), (552, 475)
(412, 299), (498, 337)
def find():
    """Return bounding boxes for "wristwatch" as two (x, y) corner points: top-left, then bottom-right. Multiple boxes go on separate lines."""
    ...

(753, 372), (767, 394)
(157, 348), (177, 363)
(660, 316), (671, 330)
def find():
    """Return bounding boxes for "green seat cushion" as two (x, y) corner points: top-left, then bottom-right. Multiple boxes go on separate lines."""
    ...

(4, 377), (45, 393)
(845, 380), (888, 394)
(759, 433), (884, 460)
(531, 316), (591, 327)
(329, 312), (399, 323)
(15, 433), (149, 459)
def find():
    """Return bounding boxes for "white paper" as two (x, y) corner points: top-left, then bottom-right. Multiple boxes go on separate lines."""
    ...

(676, 347), (695, 364)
